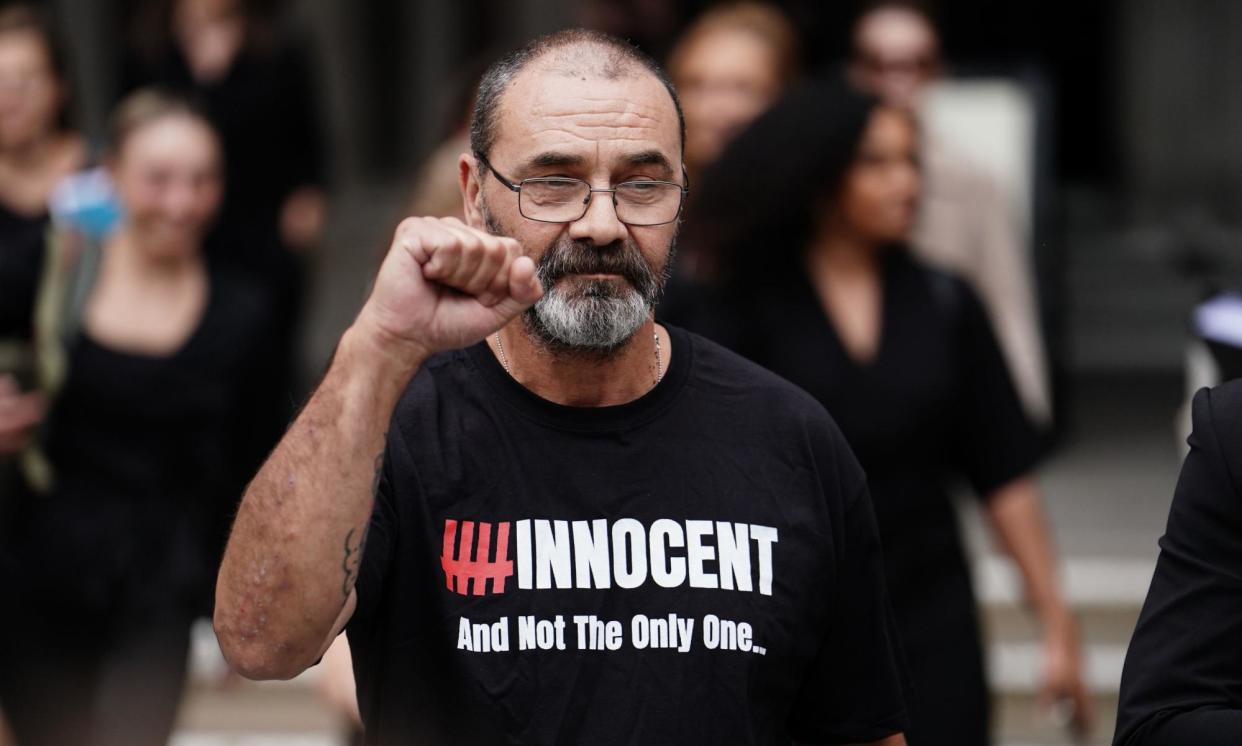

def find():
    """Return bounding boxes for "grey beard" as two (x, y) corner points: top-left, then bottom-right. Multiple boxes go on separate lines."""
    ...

(480, 203), (675, 356)
(525, 278), (652, 355)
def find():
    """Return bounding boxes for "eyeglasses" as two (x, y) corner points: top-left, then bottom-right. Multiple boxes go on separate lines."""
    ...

(478, 155), (689, 226)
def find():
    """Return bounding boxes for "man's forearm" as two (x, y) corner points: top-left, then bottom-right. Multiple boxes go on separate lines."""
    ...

(214, 323), (422, 679)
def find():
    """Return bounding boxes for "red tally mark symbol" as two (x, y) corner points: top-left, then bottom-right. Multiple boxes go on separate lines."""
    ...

(441, 519), (514, 595)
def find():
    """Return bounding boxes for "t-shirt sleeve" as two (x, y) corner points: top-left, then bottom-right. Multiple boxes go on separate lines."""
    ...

(347, 428), (400, 636)
(952, 277), (1044, 497)
(788, 438), (910, 743)
(1114, 384), (1242, 746)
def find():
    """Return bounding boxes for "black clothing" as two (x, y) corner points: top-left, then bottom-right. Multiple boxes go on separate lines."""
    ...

(346, 326), (909, 745)
(1114, 381), (1242, 745)
(697, 248), (1043, 746)
(0, 580), (192, 746)
(0, 203), (46, 340)
(0, 272), (273, 745)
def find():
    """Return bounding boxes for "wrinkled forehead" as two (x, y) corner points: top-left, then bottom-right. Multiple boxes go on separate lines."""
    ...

(491, 60), (682, 172)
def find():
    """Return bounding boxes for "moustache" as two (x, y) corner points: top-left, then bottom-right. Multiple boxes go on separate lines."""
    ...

(537, 238), (655, 295)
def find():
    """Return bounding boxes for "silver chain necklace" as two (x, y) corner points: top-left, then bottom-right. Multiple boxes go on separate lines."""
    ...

(494, 331), (664, 387)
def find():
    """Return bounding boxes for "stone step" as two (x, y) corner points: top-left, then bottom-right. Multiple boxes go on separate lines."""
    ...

(994, 691), (1118, 746)
(172, 676), (1125, 746)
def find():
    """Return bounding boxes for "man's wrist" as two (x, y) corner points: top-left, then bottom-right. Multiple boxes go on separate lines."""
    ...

(339, 320), (429, 392)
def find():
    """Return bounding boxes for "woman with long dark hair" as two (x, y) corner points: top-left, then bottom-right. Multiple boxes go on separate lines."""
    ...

(686, 80), (1092, 745)
(0, 90), (272, 746)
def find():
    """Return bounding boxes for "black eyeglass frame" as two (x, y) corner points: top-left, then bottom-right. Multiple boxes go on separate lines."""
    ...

(476, 154), (690, 227)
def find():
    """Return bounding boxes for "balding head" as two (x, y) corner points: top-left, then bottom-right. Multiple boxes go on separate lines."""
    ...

(849, 3), (942, 109)
(469, 29), (685, 161)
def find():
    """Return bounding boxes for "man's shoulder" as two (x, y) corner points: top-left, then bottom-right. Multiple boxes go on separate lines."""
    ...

(677, 325), (837, 428)
(1196, 380), (1242, 482)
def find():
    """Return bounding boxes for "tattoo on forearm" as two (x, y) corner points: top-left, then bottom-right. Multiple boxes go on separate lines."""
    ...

(341, 444), (385, 599)
(342, 525), (369, 598)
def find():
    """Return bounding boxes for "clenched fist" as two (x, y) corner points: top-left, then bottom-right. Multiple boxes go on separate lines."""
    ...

(353, 217), (543, 368)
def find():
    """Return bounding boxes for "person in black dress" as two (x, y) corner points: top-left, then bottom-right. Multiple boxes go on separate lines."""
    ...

(1114, 380), (1242, 745)
(0, 4), (86, 376)
(0, 12), (87, 738)
(0, 90), (272, 746)
(121, 0), (327, 448)
(683, 80), (1092, 745)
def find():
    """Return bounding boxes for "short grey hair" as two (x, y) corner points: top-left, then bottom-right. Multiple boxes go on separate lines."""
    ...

(469, 28), (686, 161)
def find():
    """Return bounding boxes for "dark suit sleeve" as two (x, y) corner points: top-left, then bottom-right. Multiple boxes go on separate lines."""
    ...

(1114, 383), (1242, 745)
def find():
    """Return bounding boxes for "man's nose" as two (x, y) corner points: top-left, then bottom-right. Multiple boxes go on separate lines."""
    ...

(567, 190), (627, 246)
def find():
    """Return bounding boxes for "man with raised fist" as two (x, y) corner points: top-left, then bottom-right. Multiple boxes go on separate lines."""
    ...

(214, 29), (909, 746)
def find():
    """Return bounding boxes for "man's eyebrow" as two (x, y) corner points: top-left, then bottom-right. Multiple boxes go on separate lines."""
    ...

(621, 149), (674, 176)
(522, 151), (588, 171)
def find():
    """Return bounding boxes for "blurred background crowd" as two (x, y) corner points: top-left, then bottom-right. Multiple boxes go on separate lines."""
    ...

(0, 0), (1237, 745)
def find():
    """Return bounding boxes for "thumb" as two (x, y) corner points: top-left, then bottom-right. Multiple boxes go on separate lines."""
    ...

(490, 256), (543, 320)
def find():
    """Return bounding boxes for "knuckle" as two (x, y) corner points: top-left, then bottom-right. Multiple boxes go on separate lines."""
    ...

(395, 216), (423, 236)
(482, 240), (505, 260)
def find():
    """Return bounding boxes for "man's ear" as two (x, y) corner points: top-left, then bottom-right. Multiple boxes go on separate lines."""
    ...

(460, 153), (485, 229)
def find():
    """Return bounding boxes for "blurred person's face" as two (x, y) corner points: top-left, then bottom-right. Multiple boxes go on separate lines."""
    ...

(850, 8), (941, 110)
(833, 107), (919, 245)
(0, 31), (63, 150)
(110, 115), (223, 262)
(673, 28), (783, 171)
(461, 60), (682, 353)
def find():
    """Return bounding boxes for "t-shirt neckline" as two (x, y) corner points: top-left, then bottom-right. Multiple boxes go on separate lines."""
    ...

(464, 323), (692, 433)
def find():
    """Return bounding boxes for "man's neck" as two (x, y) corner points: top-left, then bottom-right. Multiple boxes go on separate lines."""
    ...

(489, 319), (667, 407)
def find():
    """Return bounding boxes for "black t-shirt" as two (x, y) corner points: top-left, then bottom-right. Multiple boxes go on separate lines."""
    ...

(1114, 381), (1242, 745)
(346, 325), (909, 745)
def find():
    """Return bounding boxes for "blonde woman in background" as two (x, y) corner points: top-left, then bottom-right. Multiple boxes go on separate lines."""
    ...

(0, 90), (273, 746)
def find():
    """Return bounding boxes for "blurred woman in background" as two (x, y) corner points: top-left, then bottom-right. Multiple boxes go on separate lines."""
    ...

(661, 1), (801, 319)
(0, 90), (272, 746)
(0, 0), (75, 507)
(0, 4), (84, 353)
(122, 0), (327, 450)
(0, 11), (84, 739)
(668, 1), (800, 185)
(688, 80), (1092, 745)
